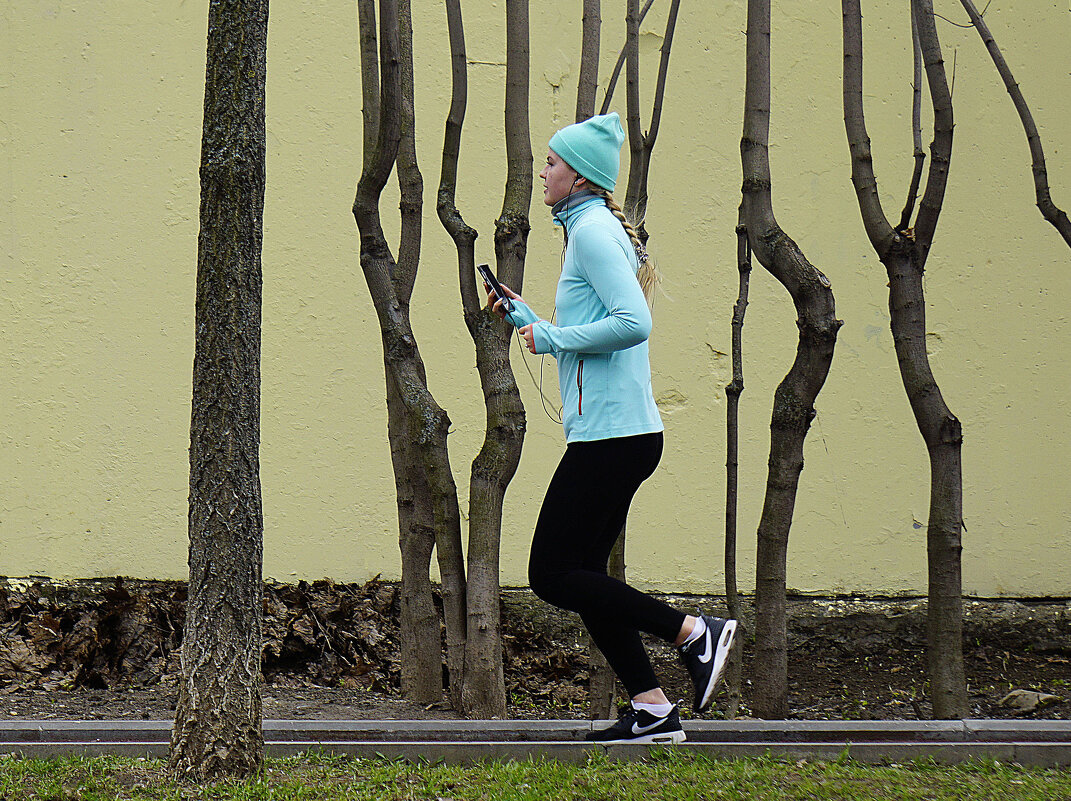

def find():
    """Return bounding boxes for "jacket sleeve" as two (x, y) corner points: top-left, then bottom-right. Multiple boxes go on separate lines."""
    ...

(531, 224), (651, 355)
(503, 299), (540, 330)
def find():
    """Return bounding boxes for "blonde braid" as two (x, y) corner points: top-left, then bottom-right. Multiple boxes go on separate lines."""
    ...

(593, 187), (660, 308)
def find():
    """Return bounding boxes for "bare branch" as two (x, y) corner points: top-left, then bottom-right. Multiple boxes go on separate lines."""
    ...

(898, 7), (926, 233)
(576, 0), (601, 122)
(622, 0), (645, 223)
(723, 217), (751, 719)
(498, 0), (533, 294)
(625, 0), (681, 232)
(958, 0), (1071, 246)
(599, 0), (655, 115)
(933, 12), (974, 28)
(354, 0), (401, 240)
(357, 0), (379, 172)
(912, 0), (954, 264)
(841, 0), (894, 252)
(438, 0), (480, 316)
(394, 0), (423, 302)
(644, 0), (680, 149)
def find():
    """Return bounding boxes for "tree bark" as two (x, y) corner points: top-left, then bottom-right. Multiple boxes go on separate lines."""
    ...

(587, 528), (624, 719)
(354, 0), (463, 706)
(623, 0), (680, 236)
(435, 0), (476, 714)
(584, 0), (680, 717)
(576, 0), (601, 122)
(958, 0), (1071, 247)
(169, 0), (267, 781)
(841, 0), (967, 719)
(599, 0), (656, 116)
(723, 219), (751, 718)
(451, 0), (533, 719)
(897, 9), (925, 234)
(741, 0), (841, 720)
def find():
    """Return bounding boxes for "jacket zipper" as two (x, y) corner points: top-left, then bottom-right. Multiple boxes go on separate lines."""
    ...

(577, 359), (584, 416)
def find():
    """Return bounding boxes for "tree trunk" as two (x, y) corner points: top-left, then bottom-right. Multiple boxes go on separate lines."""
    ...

(723, 219), (751, 718)
(435, 0), (477, 713)
(169, 0), (267, 781)
(586, 0), (682, 716)
(387, 371), (442, 704)
(742, 0), (841, 720)
(354, 0), (464, 707)
(587, 528), (624, 719)
(576, 0), (601, 122)
(841, 0), (967, 719)
(453, 0), (533, 720)
(623, 0), (680, 237)
(599, 0), (655, 117)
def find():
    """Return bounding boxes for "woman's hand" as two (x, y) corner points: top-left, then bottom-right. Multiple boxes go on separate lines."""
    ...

(485, 281), (523, 319)
(519, 324), (536, 354)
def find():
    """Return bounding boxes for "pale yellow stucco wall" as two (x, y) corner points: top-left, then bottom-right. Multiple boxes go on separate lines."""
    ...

(2, 1), (1069, 595)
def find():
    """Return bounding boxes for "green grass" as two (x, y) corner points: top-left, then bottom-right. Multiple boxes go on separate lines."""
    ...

(1, 751), (1070, 800)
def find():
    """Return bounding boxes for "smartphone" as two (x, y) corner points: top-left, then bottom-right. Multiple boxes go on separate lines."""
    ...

(477, 263), (514, 313)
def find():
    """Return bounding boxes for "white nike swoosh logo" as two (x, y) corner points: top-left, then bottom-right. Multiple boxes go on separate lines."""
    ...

(631, 719), (666, 735)
(698, 632), (713, 664)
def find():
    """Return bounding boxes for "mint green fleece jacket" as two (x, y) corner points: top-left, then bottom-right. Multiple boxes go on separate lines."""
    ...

(506, 192), (664, 443)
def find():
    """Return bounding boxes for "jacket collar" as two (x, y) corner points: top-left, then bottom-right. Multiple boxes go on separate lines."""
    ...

(551, 189), (602, 234)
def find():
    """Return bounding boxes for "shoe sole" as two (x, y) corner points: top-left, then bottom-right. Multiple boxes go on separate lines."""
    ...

(697, 618), (737, 712)
(595, 730), (687, 745)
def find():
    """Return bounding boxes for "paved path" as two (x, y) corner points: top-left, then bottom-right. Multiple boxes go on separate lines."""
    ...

(2, 719), (1069, 766)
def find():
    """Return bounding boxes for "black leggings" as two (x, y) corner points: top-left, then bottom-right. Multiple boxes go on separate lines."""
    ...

(527, 432), (685, 697)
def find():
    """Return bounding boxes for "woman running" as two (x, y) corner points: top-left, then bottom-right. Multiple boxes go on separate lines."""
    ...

(487, 112), (737, 744)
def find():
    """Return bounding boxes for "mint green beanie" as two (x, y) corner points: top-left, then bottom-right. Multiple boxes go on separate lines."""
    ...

(548, 112), (626, 193)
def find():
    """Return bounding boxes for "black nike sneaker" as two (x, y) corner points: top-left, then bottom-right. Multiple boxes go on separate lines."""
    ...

(585, 704), (686, 744)
(678, 614), (737, 712)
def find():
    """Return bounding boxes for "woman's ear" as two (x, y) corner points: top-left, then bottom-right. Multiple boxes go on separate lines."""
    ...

(573, 174), (586, 186)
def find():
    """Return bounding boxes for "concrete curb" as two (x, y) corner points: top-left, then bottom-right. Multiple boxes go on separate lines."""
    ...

(2, 720), (1069, 766)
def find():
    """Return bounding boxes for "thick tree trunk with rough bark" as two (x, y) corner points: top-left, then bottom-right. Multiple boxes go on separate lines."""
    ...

(841, 0), (967, 719)
(354, 0), (465, 707)
(742, 0), (841, 720)
(169, 0), (267, 781)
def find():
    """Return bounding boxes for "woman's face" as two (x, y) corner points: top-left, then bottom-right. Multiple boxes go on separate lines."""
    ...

(539, 149), (583, 206)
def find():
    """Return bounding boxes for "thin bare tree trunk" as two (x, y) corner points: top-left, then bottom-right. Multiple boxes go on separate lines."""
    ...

(169, 0), (267, 780)
(622, 0), (644, 228)
(587, 528), (624, 719)
(586, 0), (681, 719)
(354, 0), (463, 707)
(958, 0), (1071, 247)
(393, 0), (446, 707)
(842, 0), (967, 719)
(741, 0), (841, 720)
(359, 7), (441, 702)
(451, 0), (533, 719)
(576, 0), (601, 122)
(435, 0), (475, 714)
(584, 0), (646, 719)
(723, 218), (751, 718)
